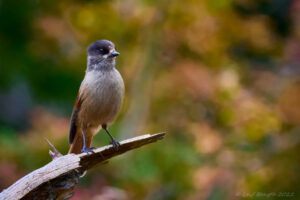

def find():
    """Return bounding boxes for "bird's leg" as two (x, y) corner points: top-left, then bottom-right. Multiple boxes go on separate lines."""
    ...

(81, 129), (95, 153)
(102, 124), (120, 150)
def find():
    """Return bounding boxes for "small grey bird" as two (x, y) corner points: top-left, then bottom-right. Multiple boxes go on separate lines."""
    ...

(68, 40), (125, 154)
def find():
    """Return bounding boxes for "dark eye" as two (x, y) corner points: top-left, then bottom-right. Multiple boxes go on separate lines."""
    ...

(98, 48), (108, 54)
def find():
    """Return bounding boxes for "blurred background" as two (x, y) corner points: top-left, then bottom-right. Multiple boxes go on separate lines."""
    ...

(0, 0), (300, 199)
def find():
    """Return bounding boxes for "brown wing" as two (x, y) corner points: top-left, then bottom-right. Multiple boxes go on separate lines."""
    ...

(69, 89), (83, 144)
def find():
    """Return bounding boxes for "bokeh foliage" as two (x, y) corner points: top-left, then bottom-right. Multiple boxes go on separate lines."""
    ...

(0, 0), (300, 199)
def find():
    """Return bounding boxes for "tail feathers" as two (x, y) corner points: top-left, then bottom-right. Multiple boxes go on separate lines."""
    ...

(68, 130), (93, 154)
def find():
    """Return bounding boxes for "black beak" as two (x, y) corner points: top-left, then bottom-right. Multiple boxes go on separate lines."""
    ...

(108, 51), (120, 57)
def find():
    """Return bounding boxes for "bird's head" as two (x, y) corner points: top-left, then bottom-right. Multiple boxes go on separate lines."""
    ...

(87, 40), (120, 70)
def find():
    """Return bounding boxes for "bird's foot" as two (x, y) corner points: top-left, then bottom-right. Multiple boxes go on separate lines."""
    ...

(110, 139), (120, 151)
(81, 146), (95, 153)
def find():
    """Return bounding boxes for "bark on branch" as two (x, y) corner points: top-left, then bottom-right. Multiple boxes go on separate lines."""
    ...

(0, 132), (166, 200)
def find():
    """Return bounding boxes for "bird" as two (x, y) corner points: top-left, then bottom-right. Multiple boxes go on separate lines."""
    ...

(68, 40), (125, 154)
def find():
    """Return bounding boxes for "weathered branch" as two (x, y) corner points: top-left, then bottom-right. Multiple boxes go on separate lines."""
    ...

(0, 132), (166, 200)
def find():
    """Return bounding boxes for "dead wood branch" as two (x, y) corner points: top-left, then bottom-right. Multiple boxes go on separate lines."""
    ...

(0, 132), (166, 200)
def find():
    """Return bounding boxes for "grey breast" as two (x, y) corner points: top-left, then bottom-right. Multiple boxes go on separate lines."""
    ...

(83, 69), (124, 125)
